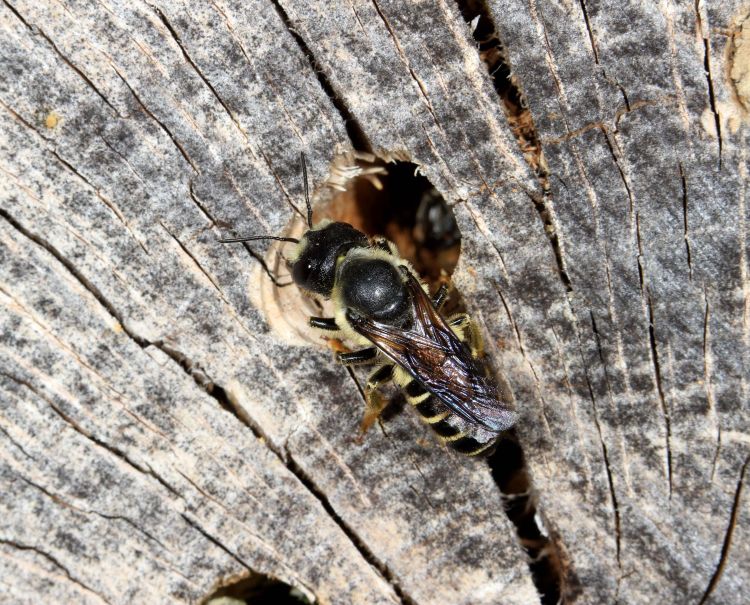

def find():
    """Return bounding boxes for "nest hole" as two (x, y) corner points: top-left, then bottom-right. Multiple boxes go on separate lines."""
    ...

(318, 156), (461, 290)
(202, 573), (315, 605)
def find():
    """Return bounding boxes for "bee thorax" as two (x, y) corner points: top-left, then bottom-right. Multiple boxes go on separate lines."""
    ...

(337, 256), (410, 323)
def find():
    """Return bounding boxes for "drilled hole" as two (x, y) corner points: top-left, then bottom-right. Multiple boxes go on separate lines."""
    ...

(320, 154), (461, 287)
(202, 573), (315, 605)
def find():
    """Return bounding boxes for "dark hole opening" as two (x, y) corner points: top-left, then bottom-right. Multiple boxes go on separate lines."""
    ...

(321, 157), (461, 289)
(202, 574), (315, 605)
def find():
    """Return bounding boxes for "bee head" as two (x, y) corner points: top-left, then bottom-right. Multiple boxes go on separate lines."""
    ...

(287, 220), (369, 296)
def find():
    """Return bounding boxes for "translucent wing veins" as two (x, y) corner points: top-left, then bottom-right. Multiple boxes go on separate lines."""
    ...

(347, 270), (517, 433)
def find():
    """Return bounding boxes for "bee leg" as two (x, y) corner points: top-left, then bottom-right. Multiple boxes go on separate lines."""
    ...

(466, 319), (484, 357)
(337, 347), (378, 366)
(432, 284), (449, 310)
(448, 313), (470, 333)
(309, 316), (339, 331)
(448, 313), (484, 356)
(359, 364), (395, 435)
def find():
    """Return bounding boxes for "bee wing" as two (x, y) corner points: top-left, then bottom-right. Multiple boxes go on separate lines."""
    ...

(347, 271), (517, 433)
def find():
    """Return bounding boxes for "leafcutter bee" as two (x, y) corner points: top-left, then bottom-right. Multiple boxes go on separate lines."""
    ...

(220, 155), (517, 456)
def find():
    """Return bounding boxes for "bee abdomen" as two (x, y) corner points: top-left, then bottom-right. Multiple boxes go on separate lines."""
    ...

(448, 435), (498, 457)
(404, 379), (498, 456)
(412, 395), (449, 423)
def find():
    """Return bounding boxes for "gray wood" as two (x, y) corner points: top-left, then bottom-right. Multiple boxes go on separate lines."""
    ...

(0, 1), (747, 604)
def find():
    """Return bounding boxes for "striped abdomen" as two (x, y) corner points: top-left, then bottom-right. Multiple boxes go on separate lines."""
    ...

(403, 378), (498, 456)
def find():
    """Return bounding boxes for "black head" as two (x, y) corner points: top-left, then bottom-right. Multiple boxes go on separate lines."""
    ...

(337, 254), (410, 325)
(219, 154), (367, 295)
(288, 221), (369, 296)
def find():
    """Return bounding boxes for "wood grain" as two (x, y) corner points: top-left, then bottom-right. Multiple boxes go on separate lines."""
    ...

(0, 1), (747, 603)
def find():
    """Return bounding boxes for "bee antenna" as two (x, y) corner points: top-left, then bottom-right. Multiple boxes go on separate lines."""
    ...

(218, 235), (300, 244)
(300, 152), (313, 229)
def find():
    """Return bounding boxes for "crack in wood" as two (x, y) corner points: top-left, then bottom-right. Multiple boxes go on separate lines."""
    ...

(679, 162), (693, 280)
(488, 436), (581, 605)
(578, 0), (599, 64)
(635, 205), (674, 498)
(258, 148), (309, 223)
(179, 513), (253, 572)
(702, 291), (722, 483)
(188, 180), (219, 228)
(150, 5), (249, 144)
(149, 337), (407, 603)
(14, 473), (79, 514)
(271, 0), (372, 152)
(159, 221), (228, 302)
(90, 510), (172, 554)
(0, 424), (36, 461)
(0, 538), (111, 604)
(697, 454), (750, 604)
(599, 126), (634, 216)
(370, 0), (442, 131)
(285, 453), (415, 605)
(0, 369), (181, 499)
(646, 293), (674, 499)
(0, 96), (45, 137)
(602, 71), (631, 112)
(1, 0), (119, 116)
(530, 0), (565, 114)
(455, 0), (572, 296)
(541, 97), (677, 146)
(111, 64), (199, 173)
(488, 278), (581, 603)
(16, 472), (173, 555)
(45, 148), (151, 256)
(635, 211), (645, 298)
(694, 1), (723, 167)
(185, 178), (294, 288)
(585, 315), (622, 576)
(0, 207), (148, 346)
(494, 284), (553, 437)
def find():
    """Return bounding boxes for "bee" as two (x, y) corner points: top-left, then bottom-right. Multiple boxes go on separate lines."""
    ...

(220, 155), (517, 456)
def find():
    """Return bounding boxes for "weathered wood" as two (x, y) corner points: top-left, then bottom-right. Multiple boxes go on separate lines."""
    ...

(486, 1), (750, 602)
(0, 0), (747, 604)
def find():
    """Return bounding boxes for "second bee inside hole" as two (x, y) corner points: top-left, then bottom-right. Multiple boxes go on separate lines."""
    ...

(319, 154), (461, 290)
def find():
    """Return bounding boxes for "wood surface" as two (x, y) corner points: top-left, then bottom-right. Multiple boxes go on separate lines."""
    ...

(0, 1), (747, 604)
